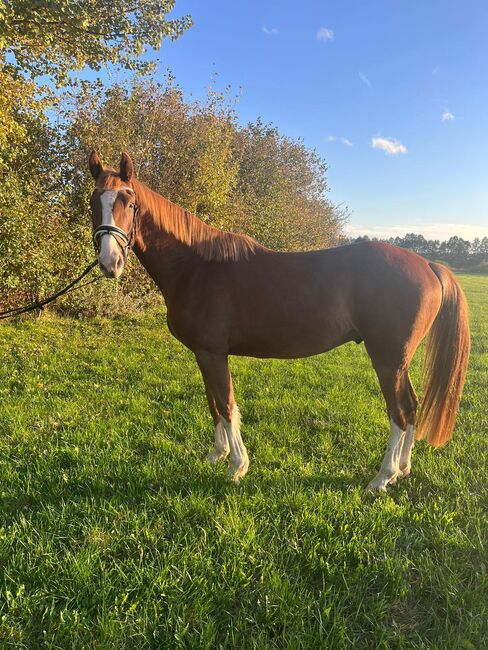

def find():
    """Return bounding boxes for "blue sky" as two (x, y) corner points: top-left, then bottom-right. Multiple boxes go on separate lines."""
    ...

(130, 1), (488, 239)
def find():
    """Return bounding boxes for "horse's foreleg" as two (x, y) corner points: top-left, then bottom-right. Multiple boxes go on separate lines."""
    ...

(195, 351), (249, 482)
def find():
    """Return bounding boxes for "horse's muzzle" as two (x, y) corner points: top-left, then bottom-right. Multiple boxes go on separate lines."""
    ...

(99, 254), (124, 279)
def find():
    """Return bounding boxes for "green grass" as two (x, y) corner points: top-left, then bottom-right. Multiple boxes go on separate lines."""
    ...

(0, 275), (487, 649)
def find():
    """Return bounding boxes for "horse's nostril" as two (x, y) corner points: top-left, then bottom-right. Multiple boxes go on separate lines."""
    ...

(116, 256), (124, 270)
(99, 261), (115, 278)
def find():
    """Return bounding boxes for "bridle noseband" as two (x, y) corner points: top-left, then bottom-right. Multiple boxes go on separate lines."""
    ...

(93, 187), (139, 260)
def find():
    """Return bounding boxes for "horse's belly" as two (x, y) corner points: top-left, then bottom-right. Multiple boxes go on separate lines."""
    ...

(228, 317), (357, 359)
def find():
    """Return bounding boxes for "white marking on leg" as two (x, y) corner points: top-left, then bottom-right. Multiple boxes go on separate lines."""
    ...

(367, 418), (405, 492)
(207, 416), (230, 464)
(399, 424), (415, 478)
(223, 405), (249, 482)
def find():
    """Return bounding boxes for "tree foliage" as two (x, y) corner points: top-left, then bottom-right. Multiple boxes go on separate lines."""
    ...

(0, 0), (191, 82)
(62, 78), (345, 250)
(233, 120), (343, 250)
(0, 0), (191, 170)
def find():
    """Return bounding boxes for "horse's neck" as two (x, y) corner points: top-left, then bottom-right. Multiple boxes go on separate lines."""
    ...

(131, 180), (258, 300)
(133, 194), (199, 301)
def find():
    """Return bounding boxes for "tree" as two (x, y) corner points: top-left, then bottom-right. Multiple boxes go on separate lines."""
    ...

(0, 1), (191, 83)
(0, 1), (191, 311)
(233, 119), (345, 250)
(61, 79), (345, 252)
(0, 1), (191, 168)
(439, 236), (472, 267)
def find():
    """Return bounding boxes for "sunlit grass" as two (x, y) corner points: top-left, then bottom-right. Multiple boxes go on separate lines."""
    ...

(0, 275), (486, 648)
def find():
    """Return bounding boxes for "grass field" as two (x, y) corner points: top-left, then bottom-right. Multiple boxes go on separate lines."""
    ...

(0, 274), (486, 649)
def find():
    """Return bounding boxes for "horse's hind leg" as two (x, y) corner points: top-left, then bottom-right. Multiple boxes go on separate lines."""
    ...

(399, 423), (415, 479)
(398, 376), (418, 479)
(195, 351), (249, 482)
(367, 366), (417, 492)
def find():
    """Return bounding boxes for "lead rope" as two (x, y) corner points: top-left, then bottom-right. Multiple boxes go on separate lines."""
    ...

(0, 260), (100, 320)
(1, 197), (139, 321)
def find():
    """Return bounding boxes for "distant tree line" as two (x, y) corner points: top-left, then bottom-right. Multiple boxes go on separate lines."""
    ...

(348, 233), (488, 272)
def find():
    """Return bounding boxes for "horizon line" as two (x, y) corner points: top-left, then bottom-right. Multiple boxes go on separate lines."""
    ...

(345, 222), (488, 242)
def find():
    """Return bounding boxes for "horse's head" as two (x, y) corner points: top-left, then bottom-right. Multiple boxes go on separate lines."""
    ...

(88, 150), (138, 279)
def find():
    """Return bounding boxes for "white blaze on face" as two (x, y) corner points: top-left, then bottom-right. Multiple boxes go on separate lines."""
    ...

(99, 190), (124, 277)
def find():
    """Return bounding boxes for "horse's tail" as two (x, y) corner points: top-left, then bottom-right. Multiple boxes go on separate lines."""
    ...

(416, 262), (470, 447)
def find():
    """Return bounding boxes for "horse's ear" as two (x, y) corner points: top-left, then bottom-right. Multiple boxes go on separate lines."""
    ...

(88, 150), (103, 180)
(120, 152), (134, 182)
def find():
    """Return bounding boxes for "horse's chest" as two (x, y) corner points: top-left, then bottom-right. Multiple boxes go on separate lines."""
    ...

(166, 305), (226, 353)
(166, 311), (194, 347)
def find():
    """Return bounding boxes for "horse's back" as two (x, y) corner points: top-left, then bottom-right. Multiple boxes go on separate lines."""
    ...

(167, 240), (442, 360)
(223, 245), (357, 357)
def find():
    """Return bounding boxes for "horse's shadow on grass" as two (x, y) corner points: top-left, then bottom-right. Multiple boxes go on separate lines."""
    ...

(0, 418), (439, 527)
(0, 449), (392, 530)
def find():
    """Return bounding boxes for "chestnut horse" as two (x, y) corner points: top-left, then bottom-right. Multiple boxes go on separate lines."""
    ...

(88, 151), (470, 491)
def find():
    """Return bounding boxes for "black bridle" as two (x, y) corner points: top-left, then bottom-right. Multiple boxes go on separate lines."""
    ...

(92, 192), (139, 260)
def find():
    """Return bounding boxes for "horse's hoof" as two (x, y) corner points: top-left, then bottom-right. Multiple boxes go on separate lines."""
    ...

(207, 449), (229, 465)
(365, 479), (388, 493)
(398, 466), (411, 479)
(228, 458), (249, 483)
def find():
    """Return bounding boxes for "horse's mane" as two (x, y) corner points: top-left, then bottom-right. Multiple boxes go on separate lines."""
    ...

(131, 178), (258, 262)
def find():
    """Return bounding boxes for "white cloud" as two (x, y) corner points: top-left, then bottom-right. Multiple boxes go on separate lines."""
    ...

(442, 110), (455, 122)
(371, 136), (407, 156)
(262, 25), (278, 35)
(317, 27), (334, 42)
(346, 222), (488, 241)
(359, 72), (371, 87)
(327, 135), (353, 147)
